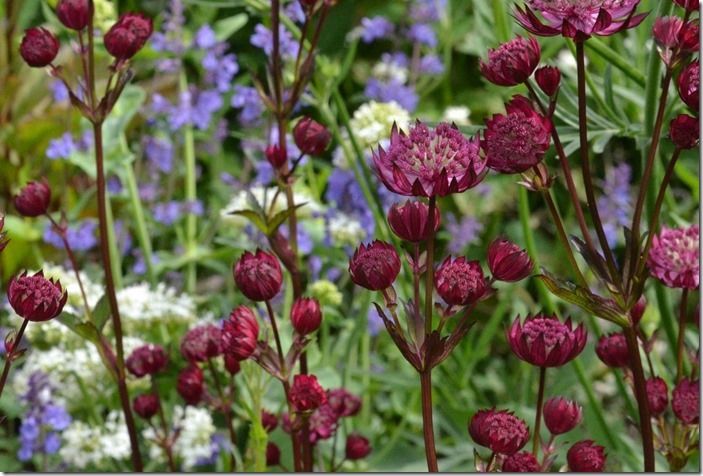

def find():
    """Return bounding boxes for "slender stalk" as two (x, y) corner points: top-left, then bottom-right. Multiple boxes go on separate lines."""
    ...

(676, 289), (689, 383)
(152, 383), (177, 472)
(0, 318), (28, 399)
(574, 41), (620, 286)
(206, 360), (237, 471)
(179, 72), (198, 294)
(424, 197), (436, 335)
(420, 370), (439, 472)
(623, 326), (655, 471)
(265, 301), (286, 370)
(532, 367), (547, 456)
(123, 163), (157, 285)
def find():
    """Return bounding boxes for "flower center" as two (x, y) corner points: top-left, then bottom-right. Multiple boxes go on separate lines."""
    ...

(522, 318), (569, 348)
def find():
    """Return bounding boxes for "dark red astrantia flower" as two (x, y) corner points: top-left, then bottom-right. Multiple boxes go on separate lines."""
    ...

(372, 121), (487, 197)
(480, 36), (541, 86)
(327, 388), (362, 418)
(293, 117), (332, 156)
(483, 95), (552, 174)
(468, 408), (530, 455)
(261, 410), (278, 432)
(646, 377), (669, 417)
(177, 365), (205, 405)
(647, 224), (699, 289)
(56, 0), (92, 31)
(673, 0), (700, 13)
(652, 17), (699, 67)
(346, 434), (372, 460)
(502, 451), (541, 472)
(289, 374), (327, 412)
(543, 397), (582, 434)
(387, 200), (441, 243)
(595, 332), (630, 368)
(567, 440), (607, 472)
(180, 324), (222, 363)
(234, 249), (283, 302)
(8, 271), (67, 322)
(266, 442), (281, 466)
(20, 28), (59, 67)
(290, 297), (322, 335)
(104, 13), (153, 61)
(126, 344), (168, 377)
(669, 114), (700, 150)
(349, 241), (401, 291)
(535, 66), (561, 96)
(488, 237), (533, 282)
(672, 378), (700, 425)
(15, 180), (51, 217)
(133, 394), (160, 420)
(435, 256), (487, 306)
(678, 60), (699, 111)
(222, 305), (260, 361)
(507, 314), (587, 367)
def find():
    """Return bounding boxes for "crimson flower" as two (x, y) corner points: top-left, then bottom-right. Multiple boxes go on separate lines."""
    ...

(221, 305), (260, 361)
(669, 114), (700, 150)
(488, 237), (533, 282)
(234, 249), (283, 301)
(8, 271), (67, 322)
(483, 95), (551, 174)
(56, 0), (92, 31)
(266, 442), (281, 466)
(678, 60), (699, 111)
(515, 1), (647, 41)
(345, 434), (372, 460)
(293, 117), (332, 156)
(507, 314), (586, 367)
(567, 440), (607, 472)
(261, 410), (278, 432)
(19, 28), (59, 67)
(126, 344), (168, 377)
(265, 144), (287, 169)
(468, 408), (530, 455)
(180, 324), (222, 363)
(672, 378), (700, 425)
(224, 354), (241, 375)
(502, 451), (540, 472)
(652, 17), (699, 67)
(15, 180), (51, 217)
(372, 121), (486, 197)
(480, 36), (541, 86)
(177, 365), (205, 405)
(289, 374), (327, 412)
(646, 377), (669, 416)
(349, 241), (401, 291)
(595, 332), (630, 368)
(535, 66), (561, 96)
(133, 394), (160, 420)
(673, 0), (699, 12)
(327, 388), (362, 418)
(647, 224), (699, 289)
(387, 200), (441, 243)
(104, 13), (153, 61)
(309, 404), (338, 443)
(543, 397), (582, 434)
(435, 256), (487, 306)
(290, 297), (322, 335)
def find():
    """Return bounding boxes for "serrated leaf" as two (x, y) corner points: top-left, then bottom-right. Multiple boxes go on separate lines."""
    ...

(229, 209), (268, 233)
(267, 202), (307, 234)
(57, 312), (101, 344)
(92, 294), (111, 332)
(214, 13), (249, 41)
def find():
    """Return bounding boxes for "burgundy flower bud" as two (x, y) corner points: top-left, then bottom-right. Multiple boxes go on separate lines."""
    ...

(293, 117), (331, 156)
(291, 297), (322, 335)
(327, 388), (362, 418)
(678, 60), (699, 111)
(672, 378), (700, 425)
(289, 374), (327, 412)
(222, 305), (259, 361)
(567, 440), (606, 472)
(646, 377), (669, 416)
(177, 365), (204, 405)
(669, 114), (700, 150)
(387, 200), (441, 243)
(349, 241), (401, 291)
(630, 297), (647, 326)
(14, 180), (51, 217)
(435, 256), (487, 306)
(595, 332), (630, 368)
(488, 237), (533, 282)
(180, 324), (222, 363)
(126, 344), (168, 377)
(674, 0), (699, 11)
(19, 28), (59, 68)
(543, 397), (582, 435)
(535, 66), (561, 96)
(345, 434), (372, 460)
(262, 410), (278, 432)
(8, 271), (67, 322)
(479, 36), (541, 87)
(266, 442), (281, 466)
(133, 394), (160, 420)
(653, 17), (699, 67)
(234, 249), (283, 302)
(56, 0), (92, 31)
(265, 144), (287, 169)
(0, 216), (9, 253)
(468, 408), (530, 455)
(104, 13), (153, 61)
(309, 404), (339, 443)
(507, 314), (587, 368)
(223, 353), (241, 375)
(502, 451), (540, 472)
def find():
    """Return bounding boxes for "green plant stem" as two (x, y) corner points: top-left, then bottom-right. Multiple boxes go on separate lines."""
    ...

(532, 367), (547, 456)
(0, 318), (28, 400)
(206, 360), (237, 471)
(574, 41), (620, 287)
(420, 370), (439, 472)
(179, 72), (197, 294)
(676, 288), (689, 383)
(123, 163), (157, 285)
(585, 38), (646, 87)
(624, 326), (655, 472)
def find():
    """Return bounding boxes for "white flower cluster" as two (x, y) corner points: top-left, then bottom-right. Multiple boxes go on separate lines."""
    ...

(143, 406), (217, 471)
(349, 100), (411, 149)
(59, 411), (130, 469)
(328, 213), (366, 247)
(117, 282), (198, 334)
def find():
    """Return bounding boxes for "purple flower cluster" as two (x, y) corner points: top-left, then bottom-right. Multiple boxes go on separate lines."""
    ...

(43, 219), (98, 252)
(18, 372), (71, 462)
(596, 163), (632, 247)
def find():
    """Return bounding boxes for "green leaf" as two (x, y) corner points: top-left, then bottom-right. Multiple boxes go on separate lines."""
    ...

(229, 209), (268, 234)
(267, 202), (307, 234)
(92, 294), (111, 332)
(57, 312), (101, 344)
(214, 13), (249, 41)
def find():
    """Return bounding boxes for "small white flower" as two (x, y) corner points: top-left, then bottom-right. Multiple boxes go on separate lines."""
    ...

(442, 106), (472, 125)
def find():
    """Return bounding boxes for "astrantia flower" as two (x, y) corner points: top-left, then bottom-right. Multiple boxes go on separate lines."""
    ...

(595, 332), (630, 368)
(289, 374), (327, 412)
(345, 434), (372, 460)
(647, 224), (699, 289)
(673, 0), (699, 12)
(56, 0), (91, 31)
(387, 200), (441, 242)
(233, 249), (283, 301)
(468, 408), (530, 455)
(8, 271), (67, 322)
(669, 114), (700, 150)
(652, 17), (699, 67)
(15, 180), (51, 217)
(515, 0), (647, 41)
(543, 397), (582, 434)
(221, 305), (259, 361)
(327, 388), (362, 418)
(503, 451), (540, 472)
(19, 28), (59, 67)
(435, 256), (487, 306)
(308, 404), (338, 442)
(349, 241), (401, 291)
(177, 366), (205, 405)
(488, 237), (533, 282)
(290, 297), (322, 335)
(480, 36), (541, 86)
(262, 410), (278, 432)
(678, 60), (699, 111)
(266, 442), (281, 466)
(133, 394), (160, 420)
(535, 66), (561, 96)
(372, 121), (486, 197)
(104, 13), (153, 61)
(507, 314), (586, 367)
(482, 95), (552, 174)
(672, 378), (699, 425)
(180, 324), (222, 363)
(126, 344), (168, 377)
(567, 440), (607, 472)
(646, 377), (669, 416)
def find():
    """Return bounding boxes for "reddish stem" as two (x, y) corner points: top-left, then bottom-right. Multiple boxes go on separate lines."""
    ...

(0, 318), (28, 400)
(420, 370), (439, 472)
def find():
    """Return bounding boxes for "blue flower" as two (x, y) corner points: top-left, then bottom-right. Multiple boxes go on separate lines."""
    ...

(367, 306), (385, 336)
(359, 16), (394, 43)
(410, 0), (447, 23)
(194, 25), (218, 49)
(43, 220), (98, 252)
(153, 201), (182, 225)
(192, 90), (223, 130)
(597, 163), (632, 247)
(285, 1), (306, 23)
(51, 80), (69, 102)
(144, 136), (174, 173)
(42, 404), (71, 431)
(407, 23), (437, 47)
(419, 54), (444, 75)
(364, 78), (419, 112)
(250, 24), (299, 58)
(43, 432), (61, 454)
(444, 214), (483, 254)
(46, 133), (76, 160)
(232, 86), (264, 126)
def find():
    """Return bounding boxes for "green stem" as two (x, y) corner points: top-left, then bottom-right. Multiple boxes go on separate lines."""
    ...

(179, 72), (197, 294)
(584, 38), (646, 87)
(676, 288), (689, 383)
(123, 161), (156, 285)
(532, 367), (547, 456)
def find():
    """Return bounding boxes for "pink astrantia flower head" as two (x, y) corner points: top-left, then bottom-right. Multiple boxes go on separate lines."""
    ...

(372, 121), (487, 197)
(543, 397), (582, 434)
(514, 0), (647, 41)
(482, 95), (552, 174)
(289, 374), (327, 412)
(507, 314), (587, 367)
(502, 451), (541, 472)
(468, 408), (530, 455)
(8, 271), (68, 322)
(222, 305), (260, 361)
(180, 324), (222, 363)
(488, 237), (533, 282)
(349, 240), (401, 291)
(652, 17), (699, 67)
(672, 378), (700, 425)
(234, 249), (283, 301)
(678, 60), (700, 111)
(567, 440), (607, 472)
(435, 256), (487, 306)
(647, 224), (699, 289)
(479, 36), (541, 86)
(646, 377), (669, 417)
(595, 332), (630, 368)
(669, 114), (700, 150)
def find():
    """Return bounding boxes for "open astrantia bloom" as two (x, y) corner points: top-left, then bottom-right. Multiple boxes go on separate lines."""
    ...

(515, 0), (647, 40)
(647, 224), (699, 289)
(507, 314), (587, 367)
(372, 121), (487, 197)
